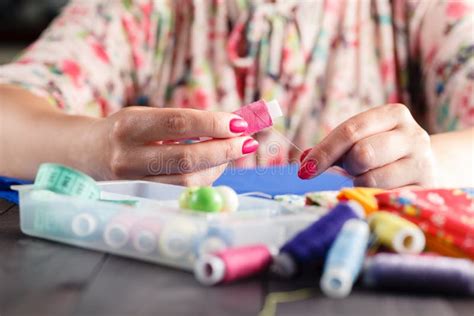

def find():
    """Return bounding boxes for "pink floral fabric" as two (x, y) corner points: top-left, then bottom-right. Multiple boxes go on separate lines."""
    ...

(0, 0), (473, 167)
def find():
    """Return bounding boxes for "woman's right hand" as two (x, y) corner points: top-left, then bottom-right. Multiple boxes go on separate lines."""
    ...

(88, 106), (257, 186)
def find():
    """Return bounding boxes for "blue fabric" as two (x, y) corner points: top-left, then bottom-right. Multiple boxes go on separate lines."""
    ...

(0, 164), (352, 204)
(0, 176), (32, 204)
(214, 164), (353, 196)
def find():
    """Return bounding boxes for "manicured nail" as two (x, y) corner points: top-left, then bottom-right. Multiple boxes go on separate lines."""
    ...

(230, 118), (248, 133)
(298, 159), (317, 179)
(300, 148), (311, 162)
(242, 138), (259, 154)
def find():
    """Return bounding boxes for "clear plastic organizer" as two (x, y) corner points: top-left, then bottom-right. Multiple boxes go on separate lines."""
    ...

(13, 181), (320, 271)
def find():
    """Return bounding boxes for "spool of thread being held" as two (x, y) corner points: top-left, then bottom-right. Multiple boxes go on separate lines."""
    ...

(320, 219), (369, 298)
(363, 253), (474, 296)
(232, 99), (282, 136)
(194, 244), (274, 286)
(270, 201), (364, 279)
(369, 211), (425, 254)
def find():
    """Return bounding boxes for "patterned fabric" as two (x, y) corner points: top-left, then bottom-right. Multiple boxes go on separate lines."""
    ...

(0, 0), (473, 166)
(376, 188), (474, 259)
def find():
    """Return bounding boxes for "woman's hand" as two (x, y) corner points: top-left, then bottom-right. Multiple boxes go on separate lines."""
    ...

(88, 106), (257, 186)
(298, 104), (437, 189)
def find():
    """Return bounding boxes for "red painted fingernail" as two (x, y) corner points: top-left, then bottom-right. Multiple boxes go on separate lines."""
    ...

(242, 139), (259, 154)
(300, 148), (311, 162)
(230, 118), (248, 133)
(298, 159), (317, 179)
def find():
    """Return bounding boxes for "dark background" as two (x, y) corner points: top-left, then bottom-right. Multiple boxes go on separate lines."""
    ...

(0, 0), (67, 64)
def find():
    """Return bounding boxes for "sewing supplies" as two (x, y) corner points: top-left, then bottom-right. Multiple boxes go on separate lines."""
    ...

(214, 186), (239, 212)
(194, 226), (233, 257)
(19, 163), (307, 272)
(271, 201), (364, 278)
(375, 188), (474, 258)
(320, 219), (370, 298)
(179, 186), (239, 213)
(194, 244), (274, 286)
(159, 219), (201, 260)
(233, 99), (282, 135)
(305, 191), (339, 208)
(274, 194), (306, 207)
(187, 187), (223, 212)
(425, 234), (470, 259)
(71, 212), (99, 238)
(34, 163), (100, 199)
(337, 187), (383, 215)
(179, 187), (198, 209)
(368, 211), (425, 254)
(131, 216), (162, 254)
(363, 253), (474, 296)
(103, 211), (137, 249)
(32, 206), (77, 238)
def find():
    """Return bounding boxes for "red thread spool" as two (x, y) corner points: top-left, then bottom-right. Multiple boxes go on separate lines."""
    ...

(233, 100), (282, 135)
(194, 244), (274, 286)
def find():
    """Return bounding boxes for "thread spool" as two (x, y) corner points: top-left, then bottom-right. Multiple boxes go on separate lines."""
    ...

(320, 219), (369, 298)
(369, 211), (425, 254)
(194, 244), (273, 286)
(131, 216), (162, 254)
(71, 212), (98, 238)
(194, 226), (233, 257)
(159, 219), (200, 260)
(363, 253), (474, 295)
(32, 206), (75, 237)
(233, 99), (282, 136)
(271, 201), (364, 279)
(103, 212), (137, 249)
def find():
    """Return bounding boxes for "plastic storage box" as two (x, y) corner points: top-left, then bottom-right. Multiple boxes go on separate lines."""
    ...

(13, 181), (320, 271)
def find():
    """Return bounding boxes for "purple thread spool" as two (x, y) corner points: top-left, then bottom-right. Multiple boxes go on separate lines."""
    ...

(271, 201), (364, 278)
(363, 253), (474, 296)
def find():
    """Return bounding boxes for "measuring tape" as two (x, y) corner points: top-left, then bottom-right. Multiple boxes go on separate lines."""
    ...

(34, 163), (100, 199)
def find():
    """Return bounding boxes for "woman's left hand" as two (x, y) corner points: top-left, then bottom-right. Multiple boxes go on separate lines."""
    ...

(298, 104), (437, 189)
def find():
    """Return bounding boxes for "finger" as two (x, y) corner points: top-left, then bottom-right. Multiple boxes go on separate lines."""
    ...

(353, 157), (420, 189)
(343, 130), (411, 176)
(299, 104), (411, 179)
(144, 164), (228, 187)
(111, 137), (258, 177)
(299, 148), (311, 162)
(116, 107), (249, 143)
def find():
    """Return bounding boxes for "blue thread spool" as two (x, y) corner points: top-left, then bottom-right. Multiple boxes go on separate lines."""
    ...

(271, 201), (364, 278)
(320, 219), (369, 298)
(363, 253), (474, 295)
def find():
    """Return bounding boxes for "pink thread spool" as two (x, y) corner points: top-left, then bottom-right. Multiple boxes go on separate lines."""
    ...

(194, 244), (274, 286)
(233, 99), (282, 135)
(131, 216), (162, 254)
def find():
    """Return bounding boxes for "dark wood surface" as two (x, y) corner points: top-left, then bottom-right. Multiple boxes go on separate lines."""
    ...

(1, 199), (473, 316)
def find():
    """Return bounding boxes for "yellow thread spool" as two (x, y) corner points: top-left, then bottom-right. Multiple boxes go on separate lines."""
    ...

(337, 187), (383, 215)
(368, 211), (425, 254)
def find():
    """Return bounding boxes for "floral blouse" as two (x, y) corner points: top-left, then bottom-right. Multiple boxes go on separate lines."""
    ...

(0, 0), (473, 167)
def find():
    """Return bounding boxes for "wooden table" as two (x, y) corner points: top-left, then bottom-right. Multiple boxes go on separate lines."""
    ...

(1, 199), (472, 316)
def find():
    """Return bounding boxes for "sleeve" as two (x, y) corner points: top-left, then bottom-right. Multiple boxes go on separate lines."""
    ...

(409, 0), (474, 132)
(0, 0), (160, 117)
